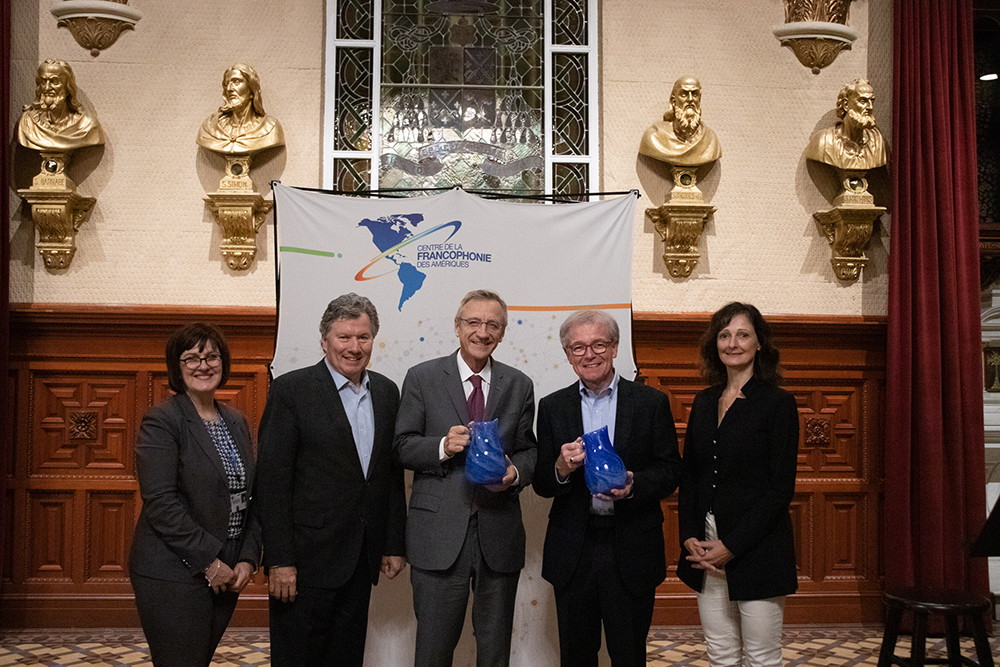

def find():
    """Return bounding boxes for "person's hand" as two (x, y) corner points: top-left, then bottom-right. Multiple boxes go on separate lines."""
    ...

(555, 438), (585, 480)
(594, 471), (634, 501)
(685, 539), (733, 572)
(268, 565), (297, 602)
(232, 562), (254, 593)
(444, 424), (471, 457)
(485, 457), (516, 492)
(204, 558), (236, 594)
(381, 555), (406, 580)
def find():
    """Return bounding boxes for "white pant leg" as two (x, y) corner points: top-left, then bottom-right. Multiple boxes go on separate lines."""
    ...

(697, 513), (743, 667)
(737, 596), (785, 667)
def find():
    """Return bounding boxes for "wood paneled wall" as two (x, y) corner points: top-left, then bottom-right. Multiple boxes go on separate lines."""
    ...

(2, 305), (887, 628)
(635, 313), (887, 625)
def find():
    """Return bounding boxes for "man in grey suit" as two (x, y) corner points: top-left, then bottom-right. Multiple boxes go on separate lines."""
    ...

(256, 294), (406, 667)
(395, 289), (537, 667)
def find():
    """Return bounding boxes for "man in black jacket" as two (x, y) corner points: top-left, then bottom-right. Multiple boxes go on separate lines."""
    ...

(533, 309), (682, 667)
(256, 293), (406, 667)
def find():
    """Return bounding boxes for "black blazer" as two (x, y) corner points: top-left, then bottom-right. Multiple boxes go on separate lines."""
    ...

(129, 392), (261, 582)
(256, 361), (405, 589)
(677, 375), (799, 601)
(533, 377), (682, 597)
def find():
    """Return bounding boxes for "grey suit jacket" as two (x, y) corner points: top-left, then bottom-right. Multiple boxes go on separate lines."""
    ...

(129, 392), (261, 582)
(394, 351), (537, 573)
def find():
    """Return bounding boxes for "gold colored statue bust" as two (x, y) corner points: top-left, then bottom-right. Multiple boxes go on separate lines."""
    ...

(197, 63), (284, 155)
(18, 59), (104, 152)
(805, 78), (887, 171)
(639, 75), (722, 168)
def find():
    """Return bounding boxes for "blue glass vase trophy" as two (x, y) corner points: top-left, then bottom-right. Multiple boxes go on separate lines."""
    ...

(466, 419), (507, 486)
(582, 425), (627, 495)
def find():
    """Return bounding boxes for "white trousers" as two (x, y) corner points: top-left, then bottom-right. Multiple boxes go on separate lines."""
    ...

(696, 512), (785, 667)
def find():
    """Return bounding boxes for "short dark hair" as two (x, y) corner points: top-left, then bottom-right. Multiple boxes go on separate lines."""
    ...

(320, 293), (379, 338)
(559, 310), (620, 348)
(455, 289), (508, 328)
(699, 302), (781, 386)
(165, 323), (231, 394)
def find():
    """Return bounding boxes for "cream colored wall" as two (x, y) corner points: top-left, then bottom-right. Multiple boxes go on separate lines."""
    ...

(9, 0), (324, 305)
(9, 1), (891, 317)
(607, 0), (892, 316)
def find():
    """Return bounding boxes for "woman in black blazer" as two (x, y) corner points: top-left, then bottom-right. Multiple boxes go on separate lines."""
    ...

(129, 323), (261, 666)
(677, 303), (799, 667)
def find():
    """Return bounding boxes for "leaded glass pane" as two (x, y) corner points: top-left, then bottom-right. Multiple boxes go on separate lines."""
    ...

(334, 48), (373, 151)
(553, 163), (588, 200)
(552, 53), (588, 156)
(379, 0), (544, 193)
(553, 0), (587, 46)
(334, 158), (372, 191)
(337, 0), (374, 40)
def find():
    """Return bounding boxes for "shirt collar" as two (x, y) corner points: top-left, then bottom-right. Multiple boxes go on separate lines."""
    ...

(456, 351), (492, 385)
(578, 371), (619, 398)
(324, 357), (368, 393)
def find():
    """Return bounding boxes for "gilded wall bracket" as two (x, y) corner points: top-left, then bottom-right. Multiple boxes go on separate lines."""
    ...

(204, 156), (273, 271)
(812, 172), (885, 280)
(50, 0), (143, 57)
(17, 152), (95, 270)
(646, 192), (716, 278)
(772, 0), (857, 73)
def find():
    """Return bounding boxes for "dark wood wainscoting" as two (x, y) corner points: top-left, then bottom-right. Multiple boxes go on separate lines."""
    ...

(3, 305), (886, 628)
(635, 312), (887, 626)
(3, 304), (277, 627)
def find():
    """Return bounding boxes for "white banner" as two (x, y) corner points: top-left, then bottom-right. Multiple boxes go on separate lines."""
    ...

(272, 183), (636, 400)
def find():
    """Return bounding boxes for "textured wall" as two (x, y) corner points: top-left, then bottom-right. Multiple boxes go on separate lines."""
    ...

(9, 0), (324, 305)
(8, 1), (891, 316)
(607, 0), (892, 316)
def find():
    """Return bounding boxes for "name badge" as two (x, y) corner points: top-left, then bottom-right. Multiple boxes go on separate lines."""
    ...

(230, 491), (248, 513)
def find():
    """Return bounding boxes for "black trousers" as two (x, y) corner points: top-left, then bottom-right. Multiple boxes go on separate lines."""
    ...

(268, 548), (373, 667)
(132, 539), (242, 667)
(554, 521), (655, 667)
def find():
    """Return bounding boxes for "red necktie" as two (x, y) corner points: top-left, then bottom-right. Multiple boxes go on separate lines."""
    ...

(468, 375), (484, 423)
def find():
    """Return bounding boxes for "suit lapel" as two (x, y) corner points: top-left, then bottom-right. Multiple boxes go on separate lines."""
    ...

(367, 373), (390, 480)
(613, 378), (634, 459)
(560, 381), (585, 437)
(484, 357), (504, 421)
(312, 360), (366, 480)
(444, 352), (470, 424)
(177, 393), (228, 483)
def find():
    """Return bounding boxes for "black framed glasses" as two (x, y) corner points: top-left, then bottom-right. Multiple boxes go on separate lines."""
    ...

(180, 353), (222, 369)
(567, 341), (610, 357)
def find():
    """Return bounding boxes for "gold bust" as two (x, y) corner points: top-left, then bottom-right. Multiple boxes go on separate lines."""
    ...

(639, 75), (722, 168)
(197, 64), (285, 155)
(806, 79), (888, 171)
(18, 59), (104, 152)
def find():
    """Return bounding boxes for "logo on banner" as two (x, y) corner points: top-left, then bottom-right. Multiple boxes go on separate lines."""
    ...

(355, 213), (493, 311)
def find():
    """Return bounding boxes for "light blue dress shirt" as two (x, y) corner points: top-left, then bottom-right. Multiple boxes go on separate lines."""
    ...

(579, 373), (619, 515)
(325, 359), (375, 477)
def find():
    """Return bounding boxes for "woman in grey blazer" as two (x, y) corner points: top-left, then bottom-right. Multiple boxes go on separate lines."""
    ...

(129, 323), (261, 666)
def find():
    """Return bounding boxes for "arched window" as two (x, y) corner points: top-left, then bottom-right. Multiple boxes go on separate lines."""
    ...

(323, 0), (598, 199)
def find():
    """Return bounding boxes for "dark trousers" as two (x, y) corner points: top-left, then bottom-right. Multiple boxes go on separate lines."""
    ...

(131, 539), (242, 667)
(268, 549), (373, 667)
(554, 522), (655, 667)
(410, 514), (521, 667)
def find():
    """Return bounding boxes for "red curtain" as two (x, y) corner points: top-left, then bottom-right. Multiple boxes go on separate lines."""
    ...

(887, 0), (989, 594)
(0, 0), (10, 585)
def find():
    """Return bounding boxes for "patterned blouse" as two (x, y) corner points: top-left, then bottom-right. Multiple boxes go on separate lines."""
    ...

(203, 415), (247, 540)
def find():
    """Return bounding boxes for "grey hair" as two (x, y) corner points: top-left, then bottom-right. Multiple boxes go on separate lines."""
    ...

(319, 293), (379, 337)
(559, 310), (620, 348)
(455, 289), (508, 327)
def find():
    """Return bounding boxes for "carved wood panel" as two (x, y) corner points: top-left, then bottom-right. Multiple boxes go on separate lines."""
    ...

(86, 491), (135, 582)
(27, 491), (74, 581)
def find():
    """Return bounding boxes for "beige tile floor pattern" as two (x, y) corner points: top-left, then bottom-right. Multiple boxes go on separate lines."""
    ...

(0, 626), (995, 666)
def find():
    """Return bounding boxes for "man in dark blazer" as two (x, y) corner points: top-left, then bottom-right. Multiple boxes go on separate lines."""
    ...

(256, 293), (406, 667)
(395, 289), (537, 667)
(533, 310), (682, 667)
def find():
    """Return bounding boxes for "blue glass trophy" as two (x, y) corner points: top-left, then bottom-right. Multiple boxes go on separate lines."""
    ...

(466, 419), (507, 485)
(582, 425), (627, 495)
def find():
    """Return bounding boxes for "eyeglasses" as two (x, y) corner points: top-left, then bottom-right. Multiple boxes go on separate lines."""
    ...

(180, 353), (222, 369)
(459, 318), (503, 334)
(566, 341), (611, 357)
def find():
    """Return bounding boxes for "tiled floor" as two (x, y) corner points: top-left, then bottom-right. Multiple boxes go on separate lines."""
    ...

(0, 626), (994, 666)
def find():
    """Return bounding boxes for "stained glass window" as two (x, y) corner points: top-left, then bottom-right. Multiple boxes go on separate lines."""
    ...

(324, 0), (597, 197)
